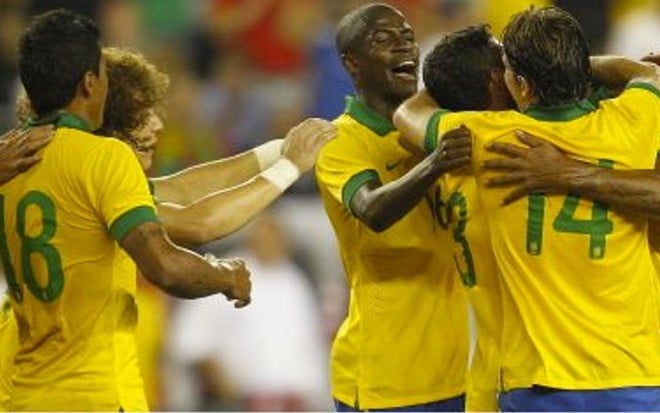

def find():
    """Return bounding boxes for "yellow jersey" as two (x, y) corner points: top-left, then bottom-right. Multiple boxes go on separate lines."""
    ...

(426, 84), (660, 391)
(437, 172), (502, 412)
(0, 294), (17, 412)
(316, 97), (469, 409)
(0, 113), (157, 411)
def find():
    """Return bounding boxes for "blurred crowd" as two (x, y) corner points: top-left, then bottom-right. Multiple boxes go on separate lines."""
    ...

(0, 0), (658, 410)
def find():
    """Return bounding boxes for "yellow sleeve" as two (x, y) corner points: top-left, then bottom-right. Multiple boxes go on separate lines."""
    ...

(425, 110), (484, 174)
(616, 83), (660, 152)
(315, 138), (380, 215)
(81, 139), (158, 241)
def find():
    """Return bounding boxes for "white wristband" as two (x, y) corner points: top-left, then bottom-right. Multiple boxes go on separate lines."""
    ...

(260, 158), (300, 192)
(253, 139), (284, 171)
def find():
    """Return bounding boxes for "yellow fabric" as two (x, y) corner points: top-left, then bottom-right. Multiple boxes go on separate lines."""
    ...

(439, 174), (502, 412)
(0, 295), (17, 412)
(0, 126), (157, 411)
(429, 85), (660, 391)
(483, 0), (551, 37)
(135, 279), (168, 410)
(316, 98), (469, 409)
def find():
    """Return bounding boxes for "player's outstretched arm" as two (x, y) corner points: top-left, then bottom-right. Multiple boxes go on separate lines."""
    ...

(120, 221), (251, 306)
(393, 90), (441, 152)
(350, 126), (471, 233)
(590, 55), (660, 90)
(0, 125), (53, 185)
(483, 131), (660, 219)
(157, 118), (337, 246)
(151, 118), (336, 206)
(150, 138), (284, 205)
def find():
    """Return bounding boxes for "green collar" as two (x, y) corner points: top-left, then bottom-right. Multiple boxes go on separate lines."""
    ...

(344, 96), (396, 136)
(28, 111), (92, 132)
(523, 99), (596, 122)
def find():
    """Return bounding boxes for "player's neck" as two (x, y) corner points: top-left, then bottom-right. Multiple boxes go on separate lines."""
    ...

(63, 101), (98, 132)
(355, 93), (399, 124)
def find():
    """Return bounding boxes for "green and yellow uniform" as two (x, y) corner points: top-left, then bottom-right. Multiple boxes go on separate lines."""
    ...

(0, 114), (158, 411)
(316, 97), (469, 409)
(437, 172), (502, 412)
(425, 84), (660, 391)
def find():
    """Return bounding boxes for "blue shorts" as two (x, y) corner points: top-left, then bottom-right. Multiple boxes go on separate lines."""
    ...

(334, 394), (465, 412)
(500, 386), (660, 412)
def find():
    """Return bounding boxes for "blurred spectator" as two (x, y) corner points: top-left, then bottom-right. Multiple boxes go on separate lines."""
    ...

(0, 0), (25, 131)
(168, 213), (329, 411)
(307, 1), (357, 120)
(135, 279), (170, 410)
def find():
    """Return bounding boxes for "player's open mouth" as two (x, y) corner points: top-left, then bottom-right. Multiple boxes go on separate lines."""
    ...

(391, 60), (418, 81)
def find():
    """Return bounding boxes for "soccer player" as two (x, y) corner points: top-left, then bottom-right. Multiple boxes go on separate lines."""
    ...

(395, 6), (660, 411)
(0, 46), (336, 410)
(315, 3), (472, 411)
(17, 47), (336, 246)
(414, 24), (513, 412)
(1, 10), (251, 411)
(0, 126), (52, 185)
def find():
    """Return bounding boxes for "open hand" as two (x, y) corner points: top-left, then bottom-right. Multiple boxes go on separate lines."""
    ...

(282, 118), (337, 173)
(0, 125), (54, 184)
(432, 124), (472, 173)
(483, 130), (573, 204)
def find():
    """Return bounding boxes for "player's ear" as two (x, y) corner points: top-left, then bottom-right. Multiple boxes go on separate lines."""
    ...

(79, 70), (96, 98)
(342, 53), (359, 78)
(518, 74), (533, 101)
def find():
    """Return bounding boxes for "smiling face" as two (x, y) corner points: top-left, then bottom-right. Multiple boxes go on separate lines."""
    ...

(348, 7), (419, 103)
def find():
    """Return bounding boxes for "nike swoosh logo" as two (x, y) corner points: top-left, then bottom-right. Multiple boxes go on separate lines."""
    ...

(385, 161), (401, 171)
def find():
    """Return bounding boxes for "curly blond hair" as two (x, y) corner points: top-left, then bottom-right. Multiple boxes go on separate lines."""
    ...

(99, 47), (169, 140)
(16, 47), (169, 139)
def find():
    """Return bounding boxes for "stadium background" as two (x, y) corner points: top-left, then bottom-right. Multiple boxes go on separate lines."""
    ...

(0, 0), (657, 410)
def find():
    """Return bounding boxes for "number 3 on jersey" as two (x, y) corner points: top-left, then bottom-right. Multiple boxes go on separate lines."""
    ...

(0, 191), (64, 302)
(447, 192), (476, 287)
(527, 160), (614, 259)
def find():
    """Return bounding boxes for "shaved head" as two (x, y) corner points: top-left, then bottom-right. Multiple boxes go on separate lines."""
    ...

(335, 2), (401, 56)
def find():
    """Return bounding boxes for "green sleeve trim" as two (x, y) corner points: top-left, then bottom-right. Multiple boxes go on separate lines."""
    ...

(109, 205), (159, 241)
(341, 169), (380, 214)
(626, 82), (660, 99)
(147, 179), (155, 195)
(424, 110), (449, 154)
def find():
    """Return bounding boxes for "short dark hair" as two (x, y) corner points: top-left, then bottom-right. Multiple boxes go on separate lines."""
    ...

(502, 6), (590, 106)
(18, 9), (101, 117)
(423, 24), (502, 111)
(335, 3), (397, 56)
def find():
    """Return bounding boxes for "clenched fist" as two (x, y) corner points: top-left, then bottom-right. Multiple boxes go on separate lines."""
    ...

(207, 255), (252, 308)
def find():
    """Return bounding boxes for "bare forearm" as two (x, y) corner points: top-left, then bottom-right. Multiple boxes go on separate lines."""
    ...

(355, 155), (445, 232)
(393, 90), (440, 151)
(121, 222), (233, 298)
(590, 55), (657, 88)
(159, 177), (282, 245)
(556, 165), (660, 218)
(151, 153), (260, 204)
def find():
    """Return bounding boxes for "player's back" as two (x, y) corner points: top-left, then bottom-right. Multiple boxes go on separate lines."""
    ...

(0, 120), (153, 410)
(438, 172), (502, 411)
(437, 85), (660, 391)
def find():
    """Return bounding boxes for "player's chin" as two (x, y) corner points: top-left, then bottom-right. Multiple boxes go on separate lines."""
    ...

(388, 75), (418, 100)
(137, 151), (154, 172)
